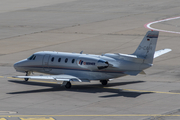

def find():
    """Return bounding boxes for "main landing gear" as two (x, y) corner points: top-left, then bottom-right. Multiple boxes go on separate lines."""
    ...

(62, 80), (109, 89)
(100, 80), (108, 86)
(24, 71), (31, 81)
(62, 81), (72, 89)
(65, 82), (71, 89)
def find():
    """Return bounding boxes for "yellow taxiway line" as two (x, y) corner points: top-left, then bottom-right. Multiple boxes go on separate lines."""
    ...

(1, 114), (180, 118)
(0, 76), (4, 78)
(122, 89), (180, 95)
(0, 118), (6, 120)
(20, 117), (55, 120)
(102, 87), (180, 95)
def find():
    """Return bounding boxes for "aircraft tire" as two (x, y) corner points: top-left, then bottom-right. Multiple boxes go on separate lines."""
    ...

(100, 80), (108, 85)
(24, 78), (29, 81)
(65, 82), (71, 89)
(25, 71), (30, 81)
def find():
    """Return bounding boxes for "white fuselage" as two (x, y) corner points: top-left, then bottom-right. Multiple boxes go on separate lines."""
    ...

(14, 51), (148, 81)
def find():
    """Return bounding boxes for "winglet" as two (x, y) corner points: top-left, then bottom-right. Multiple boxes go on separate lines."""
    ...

(80, 51), (83, 54)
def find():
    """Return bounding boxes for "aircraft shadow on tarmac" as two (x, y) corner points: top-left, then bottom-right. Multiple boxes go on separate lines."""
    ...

(7, 80), (152, 98)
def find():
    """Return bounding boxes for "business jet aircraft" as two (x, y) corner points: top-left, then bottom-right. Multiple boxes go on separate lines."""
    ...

(13, 31), (171, 88)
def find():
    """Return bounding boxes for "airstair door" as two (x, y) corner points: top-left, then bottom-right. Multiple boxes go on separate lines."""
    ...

(42, 54), (51, 72)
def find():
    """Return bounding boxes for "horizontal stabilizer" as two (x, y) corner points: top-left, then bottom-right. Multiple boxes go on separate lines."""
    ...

(124, 70), (145, 76)
(13, 74), (82, 82)
(154, 49), (172, 58)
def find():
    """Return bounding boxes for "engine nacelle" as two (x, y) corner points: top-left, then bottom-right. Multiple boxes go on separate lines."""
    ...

(77, 57), (109, 71)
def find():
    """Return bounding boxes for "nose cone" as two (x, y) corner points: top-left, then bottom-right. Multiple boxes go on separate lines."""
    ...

(14, 62), (20, 69)
(14, 61), (22, 72)
(14, 59), (27, 72)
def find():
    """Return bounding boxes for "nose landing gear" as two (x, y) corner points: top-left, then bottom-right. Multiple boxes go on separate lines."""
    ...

(65, 82), (72, 89)
(24, 71), (31, 81)
(62, 81), (72, 89)
(100, 80), (108, 86)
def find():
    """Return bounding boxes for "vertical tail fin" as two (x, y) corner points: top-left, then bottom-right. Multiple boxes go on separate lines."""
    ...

(133, 31), (159, 64)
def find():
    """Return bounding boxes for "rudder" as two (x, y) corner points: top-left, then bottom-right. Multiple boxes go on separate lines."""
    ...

(132, 31), (159, 64)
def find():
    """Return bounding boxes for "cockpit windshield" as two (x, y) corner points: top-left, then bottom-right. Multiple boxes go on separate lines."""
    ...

(28, 54), (36, 60)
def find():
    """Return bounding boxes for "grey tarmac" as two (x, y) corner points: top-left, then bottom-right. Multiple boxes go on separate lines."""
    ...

(0, 0), (180, 120)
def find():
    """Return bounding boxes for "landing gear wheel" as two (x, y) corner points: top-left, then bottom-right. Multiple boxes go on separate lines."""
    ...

(24, 78), (29, 81)
(65, 82), (71, 89)
(100, 80), (108, 86)
(24, 71), (31, 82)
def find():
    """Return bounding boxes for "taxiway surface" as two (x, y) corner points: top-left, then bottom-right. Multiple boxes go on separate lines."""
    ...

(0, 0), (180, 120)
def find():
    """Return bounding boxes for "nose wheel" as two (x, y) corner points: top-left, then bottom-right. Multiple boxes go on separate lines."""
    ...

(62, 81), (72, 89)
(24, 71), (31, 81)
(24, 78), (29, 81)
(65, 82), (72, 89)
(100, 80), (108, 86)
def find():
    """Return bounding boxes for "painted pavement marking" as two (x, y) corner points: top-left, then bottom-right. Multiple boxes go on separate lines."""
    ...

(20, 117), (55, 120)
(0, 118), (6, 120)
(1, 114), (180, 118)
(122, 88), (180, 95)
(145, 16), (180, 34)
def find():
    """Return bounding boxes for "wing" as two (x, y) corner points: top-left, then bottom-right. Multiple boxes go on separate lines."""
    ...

(13, 74), (82, 82)
(154, 49), (172, 58)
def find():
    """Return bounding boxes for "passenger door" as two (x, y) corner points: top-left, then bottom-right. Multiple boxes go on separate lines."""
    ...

(42, 54), (51, 72)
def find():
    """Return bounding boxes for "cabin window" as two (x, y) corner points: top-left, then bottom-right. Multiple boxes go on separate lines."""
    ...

(72, 59), (75, 63)
(58, 58), (61, 62)
(65, 58), (68, 63)
(51, 57), (54, 62)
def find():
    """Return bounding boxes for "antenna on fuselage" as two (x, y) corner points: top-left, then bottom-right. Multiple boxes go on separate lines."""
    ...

(80, 51), (83, 54)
